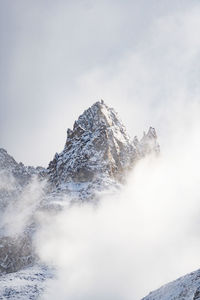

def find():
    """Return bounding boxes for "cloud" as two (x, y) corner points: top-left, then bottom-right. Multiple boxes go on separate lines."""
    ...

(35, 97), (200, 299)
(1, 1), (200, 299)
(26, 3), (200, 299)
(0, 176), (45, 237)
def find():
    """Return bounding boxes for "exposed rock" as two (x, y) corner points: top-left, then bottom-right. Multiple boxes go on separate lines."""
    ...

(142, 269), (200, 300)
(0, 100), (160, 297)
(0, 149), (46, 274)
(48, 101), (135, 187)
(0, 235), (35, 274)
(0, 264), (53, 300)
(47, 100), (159, 200)
(194, 287), (200, 299)
(0, 148), (46, 190)
(134, 127), (160, 157)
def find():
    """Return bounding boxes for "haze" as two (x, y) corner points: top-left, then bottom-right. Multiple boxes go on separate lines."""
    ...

(1, 2), (200, 299)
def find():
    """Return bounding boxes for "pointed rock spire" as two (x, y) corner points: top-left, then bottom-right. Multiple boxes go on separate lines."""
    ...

(48, 101), (135, 189)
(135, 127), (160, 157)
(47, 101), (160, 198)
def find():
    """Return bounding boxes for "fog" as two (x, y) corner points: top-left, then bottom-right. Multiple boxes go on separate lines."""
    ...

(34, 97), (200, 299)
(1, 0), (200, 166)
(1, 1), (200, 299)
(1, 177), (45, 237)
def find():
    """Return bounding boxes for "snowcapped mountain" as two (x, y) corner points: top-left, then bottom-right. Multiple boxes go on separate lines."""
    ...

(0, 101), (160, 298)
(142, 269), (200, 300)
(47, 100), (159, 200)
(0, 149), (47, 274)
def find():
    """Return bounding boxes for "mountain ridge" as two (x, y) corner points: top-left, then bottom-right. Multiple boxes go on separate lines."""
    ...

(47, 100), (159, 200)
(0, 100), (160, 299)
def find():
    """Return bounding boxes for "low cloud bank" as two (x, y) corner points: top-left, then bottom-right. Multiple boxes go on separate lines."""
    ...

(35, 102), (200, 299)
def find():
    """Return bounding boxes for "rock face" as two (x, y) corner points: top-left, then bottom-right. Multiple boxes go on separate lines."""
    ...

(48, 101), (135, 186)
(0, 149), (46, 274)
(0, 235), (33, 274)
(0, 100), (160, 297)
(0, 148), (46, 189)
(134, 127), (160, 157)
(0, 148), (46, 209)
(47, 100), (159, 199)
(142, 269), (200, 300)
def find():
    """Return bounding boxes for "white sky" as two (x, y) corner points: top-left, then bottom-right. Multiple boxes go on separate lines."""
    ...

(1, 0), (200, 167)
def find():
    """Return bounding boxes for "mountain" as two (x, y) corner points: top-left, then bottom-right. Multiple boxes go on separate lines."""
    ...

(0, 149), (46, 274)
(0, 100), (159, 298)
(0, 148), (46, 210)
(142, 269), (200, 300)
(47, 100), (159, 200)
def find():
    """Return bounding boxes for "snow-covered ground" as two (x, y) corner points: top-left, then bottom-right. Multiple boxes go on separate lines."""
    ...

(0, 265), (53, 300)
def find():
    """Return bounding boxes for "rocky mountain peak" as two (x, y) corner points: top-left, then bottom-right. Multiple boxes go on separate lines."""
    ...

(48, 101), (135, 193)
(134, 126), (160, 157)
(0, 101), (160, 291)
(65, 100), (128, 146)
(0, 148), (18, 171)
(47, 101), (160, 199)
(0, 148), (46, 191)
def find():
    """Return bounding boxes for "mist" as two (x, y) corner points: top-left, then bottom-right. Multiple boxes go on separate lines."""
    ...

(1, 0), (200, 299)
(1, 177), (45, 237)
(33, 97), (200, 299)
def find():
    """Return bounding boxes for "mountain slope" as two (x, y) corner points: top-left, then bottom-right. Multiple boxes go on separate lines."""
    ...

(142, 269), (200, 300)
(0, 149), (47, 274)
(0, 100), (160, 298)
(47, 100), (159, 200)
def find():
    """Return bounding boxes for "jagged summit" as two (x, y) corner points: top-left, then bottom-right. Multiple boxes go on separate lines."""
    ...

(66, 100), (126, 137)
(0, 148), (18, 170)
(48, 100), (135, 193)
(142, 268), (200, 300)
(0, 102), (159, 201)
(47, 101), (159, 198)
(0, 101), (160, 297)
(134, 127), (160, 157)
(0, 148), (46, 188)
(65, 100), (132, 154)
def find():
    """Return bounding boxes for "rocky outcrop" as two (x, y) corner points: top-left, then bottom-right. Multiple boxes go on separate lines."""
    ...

(142, 269), (200, 300)
(0, 149), (46, 274)
(48, 101), (135, 187)
(0, 148), (46, 190)
(47, 100), (159, 199)
(134, 127), (160, 157)
(194, 287), (200, 300)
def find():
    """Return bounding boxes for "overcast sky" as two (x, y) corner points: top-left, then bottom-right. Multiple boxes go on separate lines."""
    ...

(1, 0), (200, 167)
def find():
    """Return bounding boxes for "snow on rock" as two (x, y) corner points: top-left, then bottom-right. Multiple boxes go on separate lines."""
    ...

(0, 149), (47, 275)
(142, 269), (200, 300)
(0, 148), (46, 191)
(133, 127), (160, 157)
(0, 264), (53, 300)
(47, 100), (159, 200)
(0, 100), (160, 298)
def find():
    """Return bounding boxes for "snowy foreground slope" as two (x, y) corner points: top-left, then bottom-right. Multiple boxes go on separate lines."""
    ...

(142, 269), (200, 300)
(1, 265), (200, 300)
(0, 265), (53, 300)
